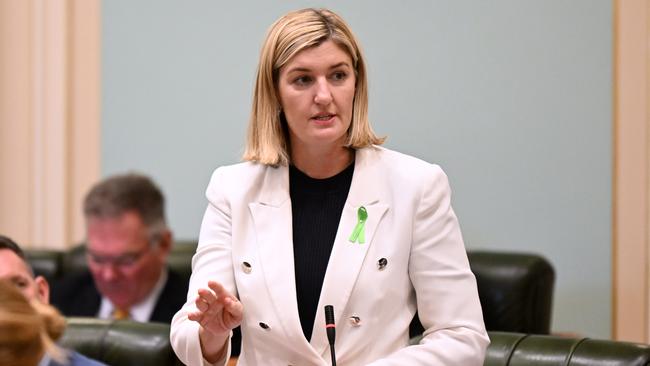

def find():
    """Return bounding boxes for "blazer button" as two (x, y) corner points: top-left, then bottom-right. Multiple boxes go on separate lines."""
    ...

(259, 322), (270, 330)
(377, 258), (388, 270)
(349, 316), (362, 327)
(242, 261), (252, 274)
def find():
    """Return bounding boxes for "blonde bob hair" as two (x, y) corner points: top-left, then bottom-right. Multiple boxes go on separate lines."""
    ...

(0, 280), (66, 366)
(243, 8), (385, 166)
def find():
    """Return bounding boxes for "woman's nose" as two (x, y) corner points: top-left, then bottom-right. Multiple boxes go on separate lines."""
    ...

(314, 78), (333, 105)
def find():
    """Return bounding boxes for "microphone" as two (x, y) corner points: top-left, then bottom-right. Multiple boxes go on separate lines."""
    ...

(324, 305), (337, 366)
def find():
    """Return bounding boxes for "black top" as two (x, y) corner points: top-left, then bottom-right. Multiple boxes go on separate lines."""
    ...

(290, 162), (354, 341)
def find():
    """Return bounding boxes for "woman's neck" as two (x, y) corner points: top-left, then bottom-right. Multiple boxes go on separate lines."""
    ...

(290, 145), (354, 179)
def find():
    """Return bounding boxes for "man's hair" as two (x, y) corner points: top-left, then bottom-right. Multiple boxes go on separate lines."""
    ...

(0, 235), (27, 261)
(83, 173), (168, 239)
(0, 235), (35, 278)
(242, 8), (385, 166)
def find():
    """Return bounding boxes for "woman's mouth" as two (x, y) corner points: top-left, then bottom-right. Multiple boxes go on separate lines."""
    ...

(311, 114), (336, 123)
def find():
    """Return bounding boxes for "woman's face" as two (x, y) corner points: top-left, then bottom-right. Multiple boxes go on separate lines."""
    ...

(277, 40), (356, 153)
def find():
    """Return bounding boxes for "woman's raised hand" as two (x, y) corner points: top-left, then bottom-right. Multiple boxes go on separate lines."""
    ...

(188, 280), (243, 336)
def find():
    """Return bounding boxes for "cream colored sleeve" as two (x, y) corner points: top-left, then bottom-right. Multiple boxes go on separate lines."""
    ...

(170, 167), (236, 366)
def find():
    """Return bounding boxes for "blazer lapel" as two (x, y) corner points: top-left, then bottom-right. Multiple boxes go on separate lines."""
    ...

(310, 147), (390, 356)
(248, 165), (314, 352)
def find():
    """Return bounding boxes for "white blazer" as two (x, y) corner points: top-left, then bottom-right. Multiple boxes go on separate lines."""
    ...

(171, 146), (489, 366)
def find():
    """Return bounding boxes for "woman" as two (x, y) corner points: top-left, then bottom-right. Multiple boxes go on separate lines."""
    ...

(171, 8), (489, 365)
(0, 280), (65, 366)
(0, 280), (105, 366)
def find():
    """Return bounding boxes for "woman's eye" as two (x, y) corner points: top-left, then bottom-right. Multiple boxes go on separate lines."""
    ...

(331, 71), (347, 81)
(293, 76), (312, 86)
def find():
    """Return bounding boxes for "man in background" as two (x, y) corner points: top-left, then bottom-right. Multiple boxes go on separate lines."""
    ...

(51, 173), (188, 323)
(0, 235), (50, 303)
(0, 235), (106, 366)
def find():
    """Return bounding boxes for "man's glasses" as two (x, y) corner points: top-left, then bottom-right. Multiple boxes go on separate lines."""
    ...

(86, 247), (149, 268)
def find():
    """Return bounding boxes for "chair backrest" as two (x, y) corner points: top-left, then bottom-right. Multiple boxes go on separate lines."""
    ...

(469, 250), (555, 334)
(166, 241), (197, 283)
(25, 249), (64, 280)
(485, 331), (650, 366)
(60, 244), (90, 275)
(410, 250), (555, 338)
(60, 317), (183, 366)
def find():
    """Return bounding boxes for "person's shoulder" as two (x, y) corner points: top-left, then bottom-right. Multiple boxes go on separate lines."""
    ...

(362, 145), (445, 178)
(213, 160), (266, 178)
(204, 161), (277, 202)
(52, 270), (95, 292)
(50, 271), (99, 314)
(50, 271), (95, 297)
(362, 146), (453, 201)
(166, 267), (186, 282)
(150, 268), (190, 323)
(207, 161), (268, 187)
(164, 268), (189, 293)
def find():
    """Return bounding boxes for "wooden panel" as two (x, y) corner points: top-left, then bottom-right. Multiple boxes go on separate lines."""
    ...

(0, 0), (99, 249)
(613, 0), (650, 343)
(0, 0), (35, 244)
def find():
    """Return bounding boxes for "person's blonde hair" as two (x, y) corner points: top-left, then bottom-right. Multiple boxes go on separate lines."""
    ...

(0, 280), (66, 366)
(243, 8), (385, 166)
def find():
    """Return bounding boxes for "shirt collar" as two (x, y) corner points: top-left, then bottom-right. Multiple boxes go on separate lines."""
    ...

(98, 268), (168, 322)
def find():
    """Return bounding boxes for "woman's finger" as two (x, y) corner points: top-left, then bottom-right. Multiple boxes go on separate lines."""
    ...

(195, 294), (211, 312)
(207, 281), (235, 302)
(224, 296), (244, 319)
(187, 310), (203, 322)
(197, 287), (219, 304)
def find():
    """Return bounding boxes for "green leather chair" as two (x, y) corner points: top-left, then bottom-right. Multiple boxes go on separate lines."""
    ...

(25, 249), (64, 280)
(409, 332), (650, 365)
(60, 318), (183, 366)
(469, 251), (555, 334)
(485, 331), (650, 366)
(64, 319), (650, 366)
(410, 250), (555, 338)
(166, 241), (197, 283)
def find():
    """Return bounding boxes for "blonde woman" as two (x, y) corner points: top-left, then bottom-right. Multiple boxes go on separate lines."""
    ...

(0, 280), (64, 366)
(0, 280), (108, 366)
(0, 236), (106, 366)
(171, 8), (488, 365)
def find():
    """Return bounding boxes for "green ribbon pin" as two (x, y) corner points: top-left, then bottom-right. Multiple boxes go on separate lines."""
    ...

(349, 206), (368, 244)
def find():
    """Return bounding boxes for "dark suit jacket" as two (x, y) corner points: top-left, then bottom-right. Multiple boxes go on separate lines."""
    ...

(50, 268), (188, 323)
